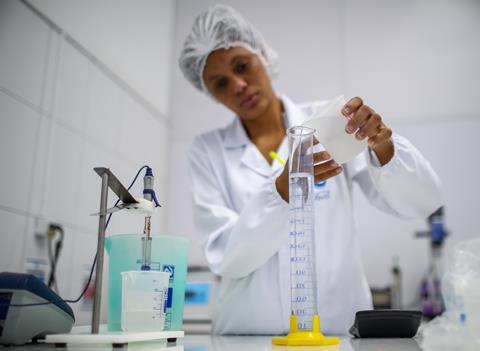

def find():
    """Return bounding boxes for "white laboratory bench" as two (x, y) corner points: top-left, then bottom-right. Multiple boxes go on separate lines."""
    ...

(2, 334), (424, 350)
(182, 335), (423, 350)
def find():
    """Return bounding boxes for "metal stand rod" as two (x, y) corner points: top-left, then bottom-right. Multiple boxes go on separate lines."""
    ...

(92, 172), (109, 334)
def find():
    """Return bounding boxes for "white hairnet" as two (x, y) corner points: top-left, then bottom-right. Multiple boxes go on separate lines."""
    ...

(178, 4), (279, 93)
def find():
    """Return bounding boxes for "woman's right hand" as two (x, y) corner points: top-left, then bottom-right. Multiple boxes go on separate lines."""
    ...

(275, 151), (343, 202)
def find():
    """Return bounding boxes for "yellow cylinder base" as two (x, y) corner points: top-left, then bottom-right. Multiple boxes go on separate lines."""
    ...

(272, 314), (340, 347)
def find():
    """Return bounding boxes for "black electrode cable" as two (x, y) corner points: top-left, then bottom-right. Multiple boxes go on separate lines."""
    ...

(47, 224), (64, 292)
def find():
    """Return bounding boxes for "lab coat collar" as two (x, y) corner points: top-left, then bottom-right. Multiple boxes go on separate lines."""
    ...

(223, 117), (249, 149)
(223, 94), (307, 149)
(223, 94), (309, 177)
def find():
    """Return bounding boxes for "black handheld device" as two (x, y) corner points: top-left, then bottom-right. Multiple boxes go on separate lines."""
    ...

(349, 310), (422, 338)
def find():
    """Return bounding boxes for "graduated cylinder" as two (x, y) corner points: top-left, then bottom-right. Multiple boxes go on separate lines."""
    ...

(288, 126), (317, 331)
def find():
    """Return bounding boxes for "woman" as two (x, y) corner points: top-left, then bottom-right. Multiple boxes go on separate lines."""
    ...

(179, 4), (443, 335)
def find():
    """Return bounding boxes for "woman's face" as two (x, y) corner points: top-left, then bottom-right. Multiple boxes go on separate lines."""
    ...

(202, 47), (276, 121)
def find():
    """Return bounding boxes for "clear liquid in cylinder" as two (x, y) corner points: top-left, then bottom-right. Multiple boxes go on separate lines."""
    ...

(289, 172), (317, 331)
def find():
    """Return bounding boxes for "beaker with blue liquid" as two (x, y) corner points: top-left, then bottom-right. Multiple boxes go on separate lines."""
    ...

(105, 234), (189, 332)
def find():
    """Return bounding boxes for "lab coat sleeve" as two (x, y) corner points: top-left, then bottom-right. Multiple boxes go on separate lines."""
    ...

(188, 136), (290, 279)
(346, 133), (444, 218)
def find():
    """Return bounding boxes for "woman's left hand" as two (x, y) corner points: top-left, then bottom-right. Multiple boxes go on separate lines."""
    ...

(342, 97), (394, 166)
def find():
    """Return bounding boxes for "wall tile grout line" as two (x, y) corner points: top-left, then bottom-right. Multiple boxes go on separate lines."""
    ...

(0, 205), (96, 236)
(2, 80), (178, 170)
(21, 0), (62, 34)
(37, 30), (65, 221)
(0, 86), (48, 117)
(55, 119), (139, 166)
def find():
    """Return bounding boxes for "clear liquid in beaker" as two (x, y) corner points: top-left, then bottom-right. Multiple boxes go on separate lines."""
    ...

(121, 271), (169, 332)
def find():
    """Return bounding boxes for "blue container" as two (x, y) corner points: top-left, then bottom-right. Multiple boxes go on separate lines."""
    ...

(104, 234), (189, 331)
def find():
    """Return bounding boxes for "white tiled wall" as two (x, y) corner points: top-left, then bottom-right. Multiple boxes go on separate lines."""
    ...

(0, 93), (40, 212)
(29, 0), (176, 117)
(85, 66), (124, 148)
(44, 124), (84, 224)
(55, 41), (91, 133)
(0, 0), (173, 325)
(0, 0), (50, 109)
(0, 211), (26, 272)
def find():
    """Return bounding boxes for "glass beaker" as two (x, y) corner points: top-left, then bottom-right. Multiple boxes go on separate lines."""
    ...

(121, 270), (170, 332)
(288, 126), (317, 331)
(105, 234), (189, 331)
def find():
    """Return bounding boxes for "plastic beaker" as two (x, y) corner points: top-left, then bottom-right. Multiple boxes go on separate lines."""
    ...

(121, 271), (169, 332)
(105, 234), (189, 331)
(303, 95), (367, 164)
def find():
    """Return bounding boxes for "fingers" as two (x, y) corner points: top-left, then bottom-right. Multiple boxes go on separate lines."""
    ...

(314, 159), (342, 183)
(342, 96), (363, 117)
(276, 152), (341, 201)
(367, 125), (393, 148)
(275, 163), (290, 202)
(345, 104), (374, 135)
(356, 113), (381, 140)
(343, 97), (390, 145)
(313, 151), (331, 164)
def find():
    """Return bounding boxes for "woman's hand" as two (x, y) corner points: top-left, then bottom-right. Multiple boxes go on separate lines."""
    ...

(276, 96), (393, 202)
(342, 97), (394, 166)
(275, 151), (342, 202)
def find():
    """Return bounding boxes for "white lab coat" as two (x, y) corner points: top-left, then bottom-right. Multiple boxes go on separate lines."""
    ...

(188, 94), (443, 335)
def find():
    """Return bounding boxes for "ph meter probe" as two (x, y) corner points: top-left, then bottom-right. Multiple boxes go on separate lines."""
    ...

(141, 167), (161, 271)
